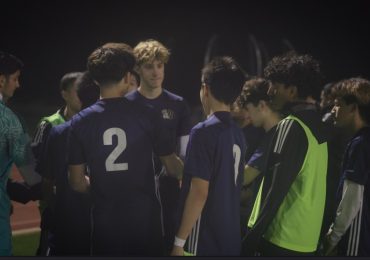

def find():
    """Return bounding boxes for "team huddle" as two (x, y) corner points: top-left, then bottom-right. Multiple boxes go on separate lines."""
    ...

(0, 39), (369, 256)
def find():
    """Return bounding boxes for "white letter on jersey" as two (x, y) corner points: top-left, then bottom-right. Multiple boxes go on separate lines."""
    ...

(103, 128), (128, 172)
(233, 144), (241, 186)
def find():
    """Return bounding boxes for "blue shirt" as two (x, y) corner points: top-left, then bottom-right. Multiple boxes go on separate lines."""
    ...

(178, 111), (246, 256)
(337, 126), (370, 256)
(68, 97), (174, 255)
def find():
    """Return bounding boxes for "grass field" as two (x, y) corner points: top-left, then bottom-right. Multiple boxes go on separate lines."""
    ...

(12, 231), (40, 256)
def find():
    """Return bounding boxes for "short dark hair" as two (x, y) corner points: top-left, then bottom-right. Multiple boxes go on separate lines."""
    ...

(60, 72), (83, 91)
(75, 71), (100, 109)
(264, 52), (322, 99)
(0, 51), (23, 76)
(87, 42), (136, 87)
(202, 56), (246, 105)
(331, 77), (370, 124)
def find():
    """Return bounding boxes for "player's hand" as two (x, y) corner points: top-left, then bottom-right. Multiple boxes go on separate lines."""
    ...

(171, 245), (184, 256)
(323, 233), (337, 256)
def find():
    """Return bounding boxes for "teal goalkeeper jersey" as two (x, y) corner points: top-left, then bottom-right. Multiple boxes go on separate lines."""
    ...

(0, 100), (32, 255)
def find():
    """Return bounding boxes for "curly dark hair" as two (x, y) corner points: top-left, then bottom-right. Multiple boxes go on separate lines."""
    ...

(87, 42), (136, 87)
(264, 52), (322, 100)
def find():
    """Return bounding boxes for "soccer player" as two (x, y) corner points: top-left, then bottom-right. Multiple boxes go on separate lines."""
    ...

(235, 78), (282, 236)
(67, 42), (183, 256)
(41, 71), (99, 255)
(324, 78), (370, 256)
(126, 39), (192, 253)
(0, 51), (41, 255)
(171, 56), (246, 256)
(242, 52), (329, 256)
(32, 71), (83, 255)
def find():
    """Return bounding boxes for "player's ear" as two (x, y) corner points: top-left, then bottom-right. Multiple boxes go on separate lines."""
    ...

(123, 71), (131, 84)
(203, 84), (210, 97)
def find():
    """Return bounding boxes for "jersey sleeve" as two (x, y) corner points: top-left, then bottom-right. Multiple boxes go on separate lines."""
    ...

(68, 117), (86, 165)
(177, 100), (192, 137)
(183, 128), (212, 181)
(344, 138), (369, 185)
(41, 127), (57, 180)
(31, 120), (52, 173)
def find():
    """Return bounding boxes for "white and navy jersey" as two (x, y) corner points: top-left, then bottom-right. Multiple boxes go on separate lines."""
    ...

(337, 126), (370, 256)
(68, 97), (174, 256)
(125, 89), (192, 252)
(178, 111), (246, 256)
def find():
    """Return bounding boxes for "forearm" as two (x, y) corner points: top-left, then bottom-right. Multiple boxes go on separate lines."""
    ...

(327, 180), (364, 246)
(68, 165), (90, 193)
(160, 154), (184, 179)
(175, 178), (208, 241)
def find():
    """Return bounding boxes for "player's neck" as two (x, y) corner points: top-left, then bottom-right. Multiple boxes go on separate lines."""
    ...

(138, 85), (162, 99)
(263, 112), (281, 132)
(349, 115), (368, 136)
(207, 100), (230, 116)
(63, 106), (77, 121)
(100, 85), (125, 99)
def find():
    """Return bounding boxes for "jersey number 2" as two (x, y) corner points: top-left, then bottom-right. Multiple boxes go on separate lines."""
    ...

(103, 128), (128, 172)
(233, 144), (241, 185)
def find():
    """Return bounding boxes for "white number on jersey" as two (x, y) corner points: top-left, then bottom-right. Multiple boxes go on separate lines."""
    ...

(103, 128), (128, 172)
(233, 144), (241, 185)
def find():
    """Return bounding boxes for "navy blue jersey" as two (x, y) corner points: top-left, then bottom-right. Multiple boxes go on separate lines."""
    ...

(44, 122), (91, 255)
(125, 89), (192, 252)
(337, 127), (370, 256)
(125, 89), (192, 140)
(178, 111), (246, 256)
(68, 97), (174, 256)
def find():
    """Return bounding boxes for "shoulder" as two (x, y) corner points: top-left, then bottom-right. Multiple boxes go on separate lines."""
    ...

(0, 103), (22, 129)
(189, 116), (221, 139)
(125, 89), (139, 101)
(273, 117), (307, 150)
(162, 89), (185, 102)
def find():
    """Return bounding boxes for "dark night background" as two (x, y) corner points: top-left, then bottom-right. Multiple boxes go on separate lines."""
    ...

(1, 0), (370, 115)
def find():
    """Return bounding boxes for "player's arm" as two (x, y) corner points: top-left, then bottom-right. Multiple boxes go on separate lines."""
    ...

(160, 153), (184, 180)
(324, 179), (364, 255)
(68, 164), (90, 193)
(8, 115), (41, 186)
(6, 178), (40, 204)
(177, 135), (189, 161)
(171, 177), (209, 256)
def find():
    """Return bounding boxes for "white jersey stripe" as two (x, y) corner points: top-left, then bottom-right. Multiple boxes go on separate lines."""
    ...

(194, 214), (201, 255)
(278, 120), (293, 153)
(273, 120), (285, 152)
(354, 198), (363, 256)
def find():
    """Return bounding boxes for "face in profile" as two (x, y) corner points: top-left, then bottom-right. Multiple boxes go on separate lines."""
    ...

(231, 103), (251, 128)
(331, 97), (354, 128)
(0, 70), (21, 101)
(267, 82), (293, 111)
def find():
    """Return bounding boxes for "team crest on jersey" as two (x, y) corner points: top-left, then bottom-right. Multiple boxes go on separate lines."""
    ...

(161, 109), (175, 120)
